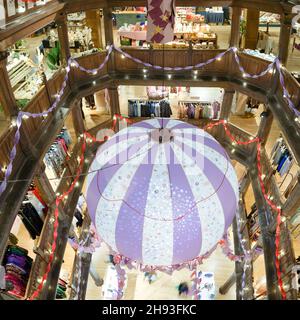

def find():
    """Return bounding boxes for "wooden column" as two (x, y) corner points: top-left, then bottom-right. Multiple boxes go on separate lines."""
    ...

(108, 84), (120, 117)
(219, 273), (236, 295)
(0, 51), (18, 117)
(230, 6), (242, 48)
(257, 109), (273, 146)
(69, 217), (92, 300)
(234, 200), (254, 300)
(0, 52), (38, 158)
(71, 100), (86, 136)
(220, 89), (235, 120)
(249, 166), (282, 300)
(245, 8), (260, 50)
(56, 13), (71, 66)
(103, 7), (115, 72)
(85, 9), (103, 49)
(39, 145), (97, 300)
(232, 216), (244, 300)
(278, 13), (293, 66)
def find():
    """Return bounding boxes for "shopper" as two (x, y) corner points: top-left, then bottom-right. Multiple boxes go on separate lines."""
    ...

(178, 282), (189, 296)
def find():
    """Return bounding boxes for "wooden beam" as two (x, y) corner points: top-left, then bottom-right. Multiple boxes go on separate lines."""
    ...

(232, 0), (283, 14)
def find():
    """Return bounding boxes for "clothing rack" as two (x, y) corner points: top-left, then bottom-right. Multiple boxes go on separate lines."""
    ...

(178, 100), (220, 120)
(271, 135), (295, 179)
(128, 99), (172, 118)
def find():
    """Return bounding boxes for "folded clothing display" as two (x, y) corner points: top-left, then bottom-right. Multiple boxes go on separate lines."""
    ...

(2, 245), (33, 298)
(56, 278), (68, 299)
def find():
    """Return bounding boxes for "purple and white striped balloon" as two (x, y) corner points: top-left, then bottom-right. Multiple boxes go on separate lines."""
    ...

(86, 119), (239, 266)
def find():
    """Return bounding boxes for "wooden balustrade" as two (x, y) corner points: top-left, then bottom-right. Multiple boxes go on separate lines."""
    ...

(47, 69), (69, 101)
(281, 68), (300, 112)
(73, 51), (108, 82)
(192, 49), (228, 75)
(232, 53), (273, 90)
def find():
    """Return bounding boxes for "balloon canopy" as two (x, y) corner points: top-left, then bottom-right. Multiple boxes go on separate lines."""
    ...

(86, 119), (239, 266)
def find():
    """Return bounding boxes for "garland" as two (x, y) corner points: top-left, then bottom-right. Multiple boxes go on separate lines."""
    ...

(0, 45), (299, 199)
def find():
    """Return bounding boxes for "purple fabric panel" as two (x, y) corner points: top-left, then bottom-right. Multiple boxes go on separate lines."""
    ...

(174, 140), (238, 232)
(156, 118), (170, 128)
(86, 164), (123, 225)
(115, 145), (159, 262)
(174, 132), (228, 161)
(98, 131), (150, 155)
(131, 122), (156, 129)
(87, 139), (153, 224)
(166, 145), (202, 265)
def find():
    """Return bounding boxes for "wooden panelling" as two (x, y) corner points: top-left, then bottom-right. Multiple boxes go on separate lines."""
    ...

(48, 69), (69, 99)
(152, 49), (190, 68)
(231, 52), (273, 91)
(22, 86), (51, 136)
(0, 127), (24, 180)
(115, 48), (151, 71)
(72, 51), (108, 82)
(281, 69), (300, 112)
(192, 49), (228, 75)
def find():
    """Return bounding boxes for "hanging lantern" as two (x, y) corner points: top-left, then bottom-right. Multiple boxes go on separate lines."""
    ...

(86, 119), (239, 266)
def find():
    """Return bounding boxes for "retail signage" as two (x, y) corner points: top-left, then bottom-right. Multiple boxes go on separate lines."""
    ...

(147, 0), (176, 44)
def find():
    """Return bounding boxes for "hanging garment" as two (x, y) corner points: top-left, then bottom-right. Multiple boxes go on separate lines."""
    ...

(278, 156), (293, 176)
(187, 103), (195, 119)
(18, 203), (44, 239)
(160, 100), (173, 118)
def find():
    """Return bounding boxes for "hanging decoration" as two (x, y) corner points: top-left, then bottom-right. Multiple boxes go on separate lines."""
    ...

(147, 0), (176, 44)
(0, 45), (299, 200)
(86, 119), (239, 266)
(23, 116), (287, 300)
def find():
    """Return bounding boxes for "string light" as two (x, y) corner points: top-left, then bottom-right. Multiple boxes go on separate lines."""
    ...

(92, 70), (97, 75)
(217, 57), (222, 61)
(143, 69), (147, 73)
(193, 70), (198, 75)
(167, 74), (172, 79)
(10, 119), (17, 128)
(121, 55), (125, 59)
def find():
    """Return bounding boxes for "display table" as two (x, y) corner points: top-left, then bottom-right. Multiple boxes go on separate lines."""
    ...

(198, 11), (224, 24)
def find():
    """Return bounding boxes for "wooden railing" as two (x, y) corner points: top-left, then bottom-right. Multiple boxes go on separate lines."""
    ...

(72, 51), (108, 82)
(1, 48), (300, 190)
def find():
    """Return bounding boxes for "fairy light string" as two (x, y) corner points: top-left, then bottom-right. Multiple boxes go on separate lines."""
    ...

(24, 116), (287, 300)
(0, 45), (299, 198)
